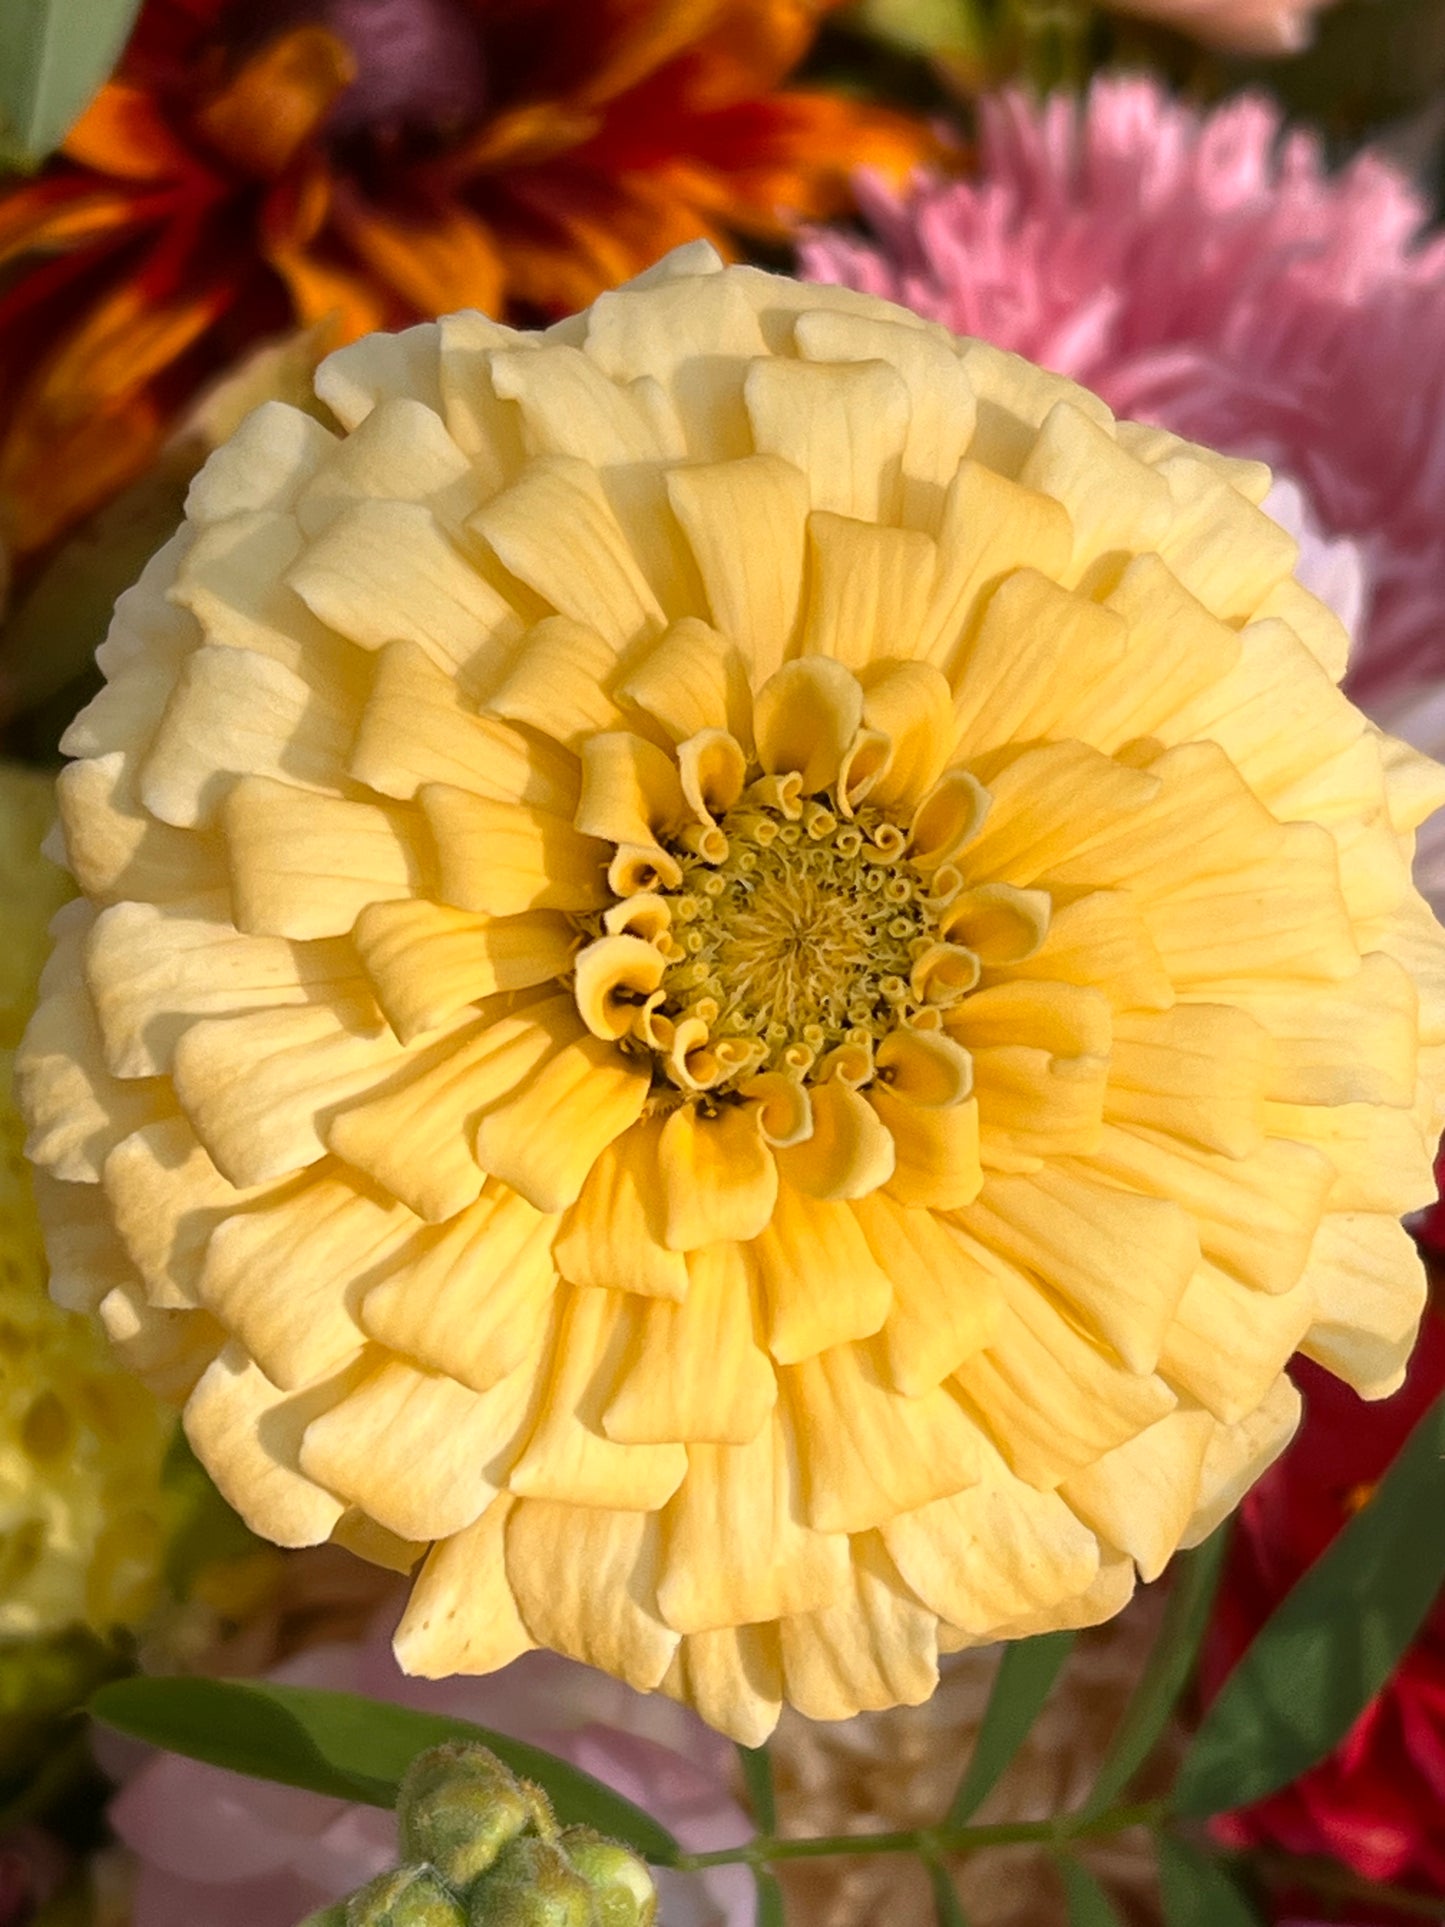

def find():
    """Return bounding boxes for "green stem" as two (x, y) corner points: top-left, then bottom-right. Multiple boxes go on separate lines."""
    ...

(674, 1800), (1166, 1873)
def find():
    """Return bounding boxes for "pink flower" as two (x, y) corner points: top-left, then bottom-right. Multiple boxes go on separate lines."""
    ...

(107, 1617), (753, 1927)
(799, 78), (1445, 906)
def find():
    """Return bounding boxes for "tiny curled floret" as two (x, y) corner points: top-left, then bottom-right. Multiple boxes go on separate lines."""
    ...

(16, 244), (1445, 1742)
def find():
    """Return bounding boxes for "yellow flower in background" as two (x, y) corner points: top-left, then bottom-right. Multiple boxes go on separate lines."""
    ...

(17, 249), (1445, 1739)
(1, 765), (176, 1641)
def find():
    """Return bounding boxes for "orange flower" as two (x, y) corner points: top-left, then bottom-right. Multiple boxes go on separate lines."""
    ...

(0, 0), (935, 563)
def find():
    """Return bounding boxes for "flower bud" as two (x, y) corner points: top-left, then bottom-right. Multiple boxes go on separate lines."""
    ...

(398, 1744), (540, 1890)
(346, 1865), (468, 1927)
(559, 1829), (657, 1927)
(466, 1838), (594, 1927)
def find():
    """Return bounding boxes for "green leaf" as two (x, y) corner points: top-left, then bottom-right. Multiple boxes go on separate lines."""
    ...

(0, 0), (145, 168)
(1156, 1835), (1262, 1927)
(946, 1630), (1075, 1823)
(1057, 1859), (1126, 1927)
(89, 1677), (682, 1867)
(928, 1860), (970, 1926)
(1081, 1527), (1231, 1819)
(737, 1742), (776, 1832)
(1174, 1389), (1445, 1818)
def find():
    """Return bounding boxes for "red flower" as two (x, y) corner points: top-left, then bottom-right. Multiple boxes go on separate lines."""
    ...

(1204, 1306), (1445, 1896)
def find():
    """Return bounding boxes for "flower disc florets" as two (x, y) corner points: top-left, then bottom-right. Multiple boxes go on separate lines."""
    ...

(18, 246), (1445, 1743)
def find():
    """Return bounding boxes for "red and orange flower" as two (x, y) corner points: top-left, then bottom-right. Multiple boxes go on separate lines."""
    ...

(0, 0), (936, 563)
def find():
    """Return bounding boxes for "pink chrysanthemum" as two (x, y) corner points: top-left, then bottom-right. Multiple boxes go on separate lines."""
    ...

(799, 79), (1445, 905)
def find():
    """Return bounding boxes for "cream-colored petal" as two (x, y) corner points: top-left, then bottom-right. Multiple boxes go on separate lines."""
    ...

(183, 1343), (355, 1547)
(350, 640), (579, 813)
(800, 514), (936, 674)
(576, 732), (686, 847)
(423, 785), (609, 917)
(1301, 1212), (1427, 1400)
(18, 978), (175, 1184)
(749, 1184), (893, 1364)
(436, 309), (528, 478)
(141, 645), (362, 827)
(853, 1193), (1000, 1396)
(616, 620), (750, 745)
(96, 1277), (223, 1402)
(1252, 571), (1351, 682)
(1264, 1097), (1435, 1215)
(1153, 453), (1299, 623)
(955, 742), (1160, 890)
(958, 337), (1113, 475)
(472, 1027), (649, 1214)
(883, 1444), (1101, 1635)
(487, 615), (626, 752)
(553, 1118), (688, 1301)
(506, 1287), (687, 1510)
(86, 900), (358, 1079)
(744, 356), (909, 525)
(666, 456), (809, 684)
(1159, 1261), (1314, 1425)
(352, 898), (577, 1044)
(469, 455), (664, 649)
(657, 1408), (850, 1633)
(870, 1078), (983, 1212)
(994, 888), (1172, 1014)
(1062, 1406), (1216, 1583)
(665, 1626), (782, 1748)
(299, 1354), (542, 1541)
(506, 1501), (678, 1692)
(171, 1001), (404, 1188)
(753, 657), (863, 796)
(950, 571), (1128, 758)
(1179, 1375), (1301, 1550)
(56, 754), (225, 905)
(394, 1494), (536, 1677)
(957, 1247), (1176, 1487)
(286, 500), (525, 697)
(171, 511), (350, 676)
(970, 1045), (1106, 1171)
(1019, 403), (1172, 592)
(1227, 954), (1418, 1109)
(35, 1169), (143, 1314)
(224, 778), (425, 940)
(779, 1532), (939, 1721)
(914, 462), (1072, 674)
(1084, 1123), (1332, 1298)
(315, 320), (444, 429)
(359, 1183), (558, 1393)
(786, 1342), (983, 1534)
(186, 402), (337, 524)
(1103, 1004), (1270, 1157)
(293, 394), (483, 538)
(774, 1076), (895, 1202)
(660, 1101), (778, 1249)
(103, 1115), (269, 1310)
(197, 1171), (414, 1388)
(857, 660), (954, 811)
(327, 1007), (561, 1221)
(604, 1243), (775, 1446)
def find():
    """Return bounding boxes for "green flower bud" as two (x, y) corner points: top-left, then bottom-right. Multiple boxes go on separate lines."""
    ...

(559, 1830), (658, 1927)
(345, 1864), (468, 1927)
(398, 1744), (543, 1890)
(466, 1838), (594, 1927)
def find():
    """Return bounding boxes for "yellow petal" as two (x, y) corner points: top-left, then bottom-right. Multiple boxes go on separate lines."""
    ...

(394, 1494), (536, 1678)
(423, 785), (608, 917)
(1159, 1260), (1314, 1425)
(287, 499), (525, 697)
(937, 886), (1051, 969)
(1180, 1375), (1300, 1549)
(779, 1532), (939, 1721)
(956, 742), (1159, 890)
(1018, 402), (1172, 592)
(871, 1082), (983, 1211)
(616, 619), (751, 745)
(183, 1343), (354, 1546)
(56, 753), (225, 905)
(1072, 553), (1241, 752)
(853, 1193), (1001, 1396)
(1229, 954), (1418, 1109)
(299, 1354), (541, 1541)
(745, 355), (909, 524)
(197, 1171), (414, 1388)
(352, 899), (577, 1045)
(553, 1117), (688, 1301)
(186, 402), (336, 525)
(786, 1341), (983, 1533)
(774, 1076), (895, 1202)
(473, 1027), (649, 1214)
(1152, 453), (1298, 623)
(576, 732), (686, 847)
(949, 571), (1128, 758)
(1264, 1097), (1434, 1215)
(316, 319), (444, 429)
(506, 1287), (687, 1510)
(359, 1183), (558, 1393)
(994, 888), (1172, 1014)
(660, 1100), (778, 1249)
(173, 511), (349, 676)
(657, 1408), (850, 1633)
(506, 1501), (679, 1692)
(958, 337), (1113, 475)
(753, 657), (863, 796)
(488, 615), (625, 752)
(1062, 1406), (1216, 1582)
(224, 778), (425, 940)
(749, 1184), (893, 1364)
(857, 660), (955, 812)
(800, 513), (936, 674)
(666, 455), (809, 684)
(96, 1277), (223, 1402)
(293, 394), (482, 538)
(970, 1044), (1105, 1171)
(349, 640), (579, 812)
(665, 1626), (782, 1748)
(103, 1115), (260, 1309)
(1301, 1212), (1427, 1400)
(604, 1243), (776, 1445)
(883, 1443), (1101, 1635)
(1103, 1004), (1270, 1157)
(914, 461), (1072, 673)
(469, 455), (664, 649)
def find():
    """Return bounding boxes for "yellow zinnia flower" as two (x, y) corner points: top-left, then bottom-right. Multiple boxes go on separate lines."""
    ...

(17, 247), (1445, 1740)
(1, 765), (176, 1640)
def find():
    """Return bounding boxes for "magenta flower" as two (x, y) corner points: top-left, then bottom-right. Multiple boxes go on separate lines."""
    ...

(107, 1616), (753, 1927)
(799, 79), (1445, 906)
